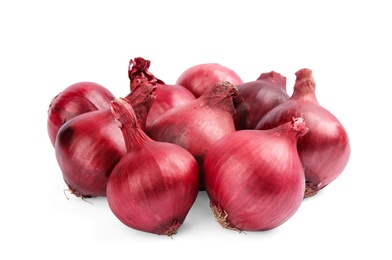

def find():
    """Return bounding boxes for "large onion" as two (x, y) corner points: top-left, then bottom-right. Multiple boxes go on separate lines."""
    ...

(204, 117), (308, 231)
(107, 97), (199, 236)
(255, 69), (351, 197)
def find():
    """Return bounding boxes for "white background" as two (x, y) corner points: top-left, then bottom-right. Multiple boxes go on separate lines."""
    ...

(1, 0), (391, 259)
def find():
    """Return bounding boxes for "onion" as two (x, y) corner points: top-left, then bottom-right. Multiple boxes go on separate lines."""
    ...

(255, 69), (351, 197)
(204, 117), (308, 231)
(107, 97), (199, 236)
(148, 81), (243, 190)
(175, 63), (243, 97)
(234, 71), (289, 130)
(55, 82), (156, 198)
(128, 57), (196, 131)
(47, 82), (115, 147)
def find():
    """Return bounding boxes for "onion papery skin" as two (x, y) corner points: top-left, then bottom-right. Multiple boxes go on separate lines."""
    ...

(234, 71), (289, 130)
(55, 83), (156, 198)
(128, 57), (196, 132)
(204, 118), (307, 231)
(255, 69), (351, 197)
(47, 82), (115, 147)
(107, 98), (199, 236)
(145, 85), (196, 131)
(148, 81), (243, 190)
(175, 63), (243, 97)
(55, 110), (126, 197)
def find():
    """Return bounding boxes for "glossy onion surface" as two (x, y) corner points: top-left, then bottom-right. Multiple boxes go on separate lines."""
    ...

(47, 81), (115, 147)
(175, 63), (243, 97)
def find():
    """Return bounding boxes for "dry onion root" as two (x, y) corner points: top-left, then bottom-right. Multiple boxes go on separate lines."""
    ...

(210, 202), (241, 233)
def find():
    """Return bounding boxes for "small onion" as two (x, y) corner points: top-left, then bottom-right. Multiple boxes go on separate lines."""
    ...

(204, 117), (308, 231)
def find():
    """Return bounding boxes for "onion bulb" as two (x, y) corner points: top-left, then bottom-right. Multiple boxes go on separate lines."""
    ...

(204, 117), (308, 231)
(255, 68), (350, 197)
(175, 63), (243, 97)
(107, 97), (199, 236)
(47, 82), (114, 147)
(234, 71), (289, 130)
(148, 81), (243, 190)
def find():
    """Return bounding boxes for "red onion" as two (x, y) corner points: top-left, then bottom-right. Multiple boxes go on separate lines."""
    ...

(107, 97), (199, 236)
(47, 82), (115, 147)
(175, 63), (243, 97)
(255, 69), (351, 197)
(128, 57), (196, 131)
(55, 82), (156, 198)
(204, 117), (308, 231)
(234, 71), (289, 130)
(148, 81), (243, 190)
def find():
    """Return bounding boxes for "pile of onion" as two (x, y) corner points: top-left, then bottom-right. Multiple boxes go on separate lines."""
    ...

(48, 57), (351, 236)
(255, 69), (351, 197)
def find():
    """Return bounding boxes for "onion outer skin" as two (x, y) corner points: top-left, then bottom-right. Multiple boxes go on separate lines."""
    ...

(148, 81), (243, 190)
(145, 84), (196, 131)
(204, 118), (307, 231)
(47, 81), (115, 147)
(107, 98), (199, 236)
(55, 110), (126, 197)
(55, 82), (156, 198)
(255, 68), (351, 197)
(234, 71), (289, 130)
(107, 141), (199, 236)
(175, 63), (243, 97)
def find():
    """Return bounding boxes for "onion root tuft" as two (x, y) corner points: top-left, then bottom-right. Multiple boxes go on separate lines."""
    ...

(210, 202), (242, 233)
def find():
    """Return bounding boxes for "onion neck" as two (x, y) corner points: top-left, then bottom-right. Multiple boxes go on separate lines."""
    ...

(278, 117), (309, 139)
(124, 81), (157, 130)
(257, 71), (287, 90)
(111, 97), (151, 151)
(291, 68), (317, 101)
(200, 81), (244, 116)
(128, 57), (164, 91)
